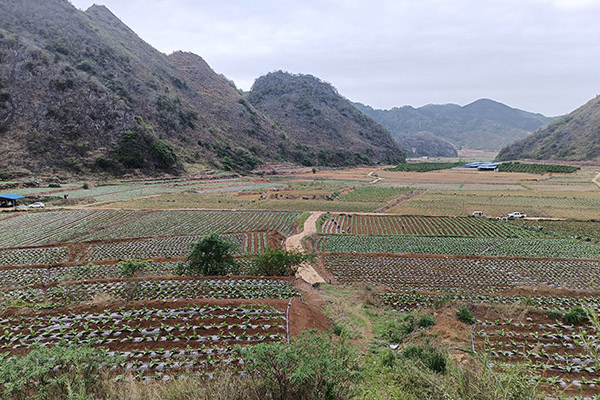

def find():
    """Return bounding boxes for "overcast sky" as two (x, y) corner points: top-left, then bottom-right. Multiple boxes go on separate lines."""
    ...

(69, 0), (600, 116)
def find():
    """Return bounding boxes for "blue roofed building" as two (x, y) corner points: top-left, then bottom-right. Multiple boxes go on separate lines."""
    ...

(0, 193), (25, 207)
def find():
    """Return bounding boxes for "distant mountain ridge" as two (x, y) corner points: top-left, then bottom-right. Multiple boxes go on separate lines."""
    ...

(0, 0), (401, 178)
(355, 99), (555, 157)
(247, 71), (405, 166)
(496, 95), (600, 162)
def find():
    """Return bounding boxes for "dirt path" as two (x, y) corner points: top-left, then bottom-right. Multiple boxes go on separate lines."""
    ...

(286, 211), (325, 284)
(367, 169), (383, 184)
(375, 188), (426, 213)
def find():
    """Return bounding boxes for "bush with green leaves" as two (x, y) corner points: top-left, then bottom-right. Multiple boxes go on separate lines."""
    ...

(375, 313), (415, 343)
(237, 331), (361, 400)
(180, 233), (239, 276)
(456, 306), (475, 324)
(563, 306), (589, 325)
(417, 315), (435, 328)
(0, 344), (122, 400)
(118, 259), (147, 278)
(402, 344), (447, 374)
(251, 248), (315, 276)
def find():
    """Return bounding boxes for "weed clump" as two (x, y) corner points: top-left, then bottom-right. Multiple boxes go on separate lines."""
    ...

(456, 306), (475, 324)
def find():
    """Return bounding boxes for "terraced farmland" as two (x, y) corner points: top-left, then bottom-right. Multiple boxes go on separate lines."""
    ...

(314, 235), (600, 259)
(2, 277), (299, 304)
(319, 214), (540, 237)
(475, 314), (600, 397)
(0, 205), (322, 381)
(323, 254), (600, 294)
(0, 210), (301, 247)
(0, 300), (289, 378)
(0, 231), (275, 268)
(378, 292), (600, 314)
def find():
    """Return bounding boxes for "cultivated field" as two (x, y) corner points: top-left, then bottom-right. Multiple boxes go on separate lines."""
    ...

(2, 164), (600, 397)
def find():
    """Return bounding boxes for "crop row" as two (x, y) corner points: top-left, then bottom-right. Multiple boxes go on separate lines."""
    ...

(2, 277), (299, 304)
(0, 210), (131, 247)
(0, 210), (300, 247)
(315, 235), (600, 259)
(476, 318), (599, 393)
(0, 231), (270, 268)
(378, 292), (600, 313)
(386, 162), (463, 172)
(86, 232), (268, 261)
(315, 235), (499, 255)
(319, 214), (541, 238)
(324, 254), (600, 294)
(497, 162), (580, 174)
(0, 246), (70, 266)
(0, 303), (287, 375)
(78, 210), (301, 241)
(0, 259), (260, 289)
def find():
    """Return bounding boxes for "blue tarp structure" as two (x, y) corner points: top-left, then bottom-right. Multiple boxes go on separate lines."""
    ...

(0, 193), (25, 207)
(463, 162), (502, 171)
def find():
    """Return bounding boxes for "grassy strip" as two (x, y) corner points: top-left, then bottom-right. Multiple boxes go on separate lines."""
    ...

(386, 162), (463, 172)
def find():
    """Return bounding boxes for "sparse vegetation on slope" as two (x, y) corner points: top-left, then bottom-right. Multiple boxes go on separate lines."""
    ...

(497, 95), (600, 161)
(248, 71), (406, 167)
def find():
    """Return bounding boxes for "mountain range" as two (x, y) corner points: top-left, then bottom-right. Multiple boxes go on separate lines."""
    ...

(2, 0), (593, 179)
(0, 0), (402, 178)
(355, 99), (555, 157)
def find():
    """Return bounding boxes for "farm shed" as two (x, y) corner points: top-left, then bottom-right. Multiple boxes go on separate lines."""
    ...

(477, 162), (502, 171)
(0, 193), (24, 207)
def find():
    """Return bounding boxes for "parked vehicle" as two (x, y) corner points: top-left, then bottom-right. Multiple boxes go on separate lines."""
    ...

(507, 211), (526, 218)
(28, 202), (45, 208)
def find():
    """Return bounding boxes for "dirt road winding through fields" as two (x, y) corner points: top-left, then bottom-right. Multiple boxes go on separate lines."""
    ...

(593, 171), (600, 190)
(287, 212), (326, 284)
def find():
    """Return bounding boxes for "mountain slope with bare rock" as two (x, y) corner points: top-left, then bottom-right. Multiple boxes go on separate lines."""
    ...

(496, 95), (600, 161)
(247, 71), (405, 166)
(0, 0), (389, 178)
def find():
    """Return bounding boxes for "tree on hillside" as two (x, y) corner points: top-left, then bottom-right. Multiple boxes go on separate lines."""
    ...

(251, 248), (315, 276)
(180, 234), (238, 276)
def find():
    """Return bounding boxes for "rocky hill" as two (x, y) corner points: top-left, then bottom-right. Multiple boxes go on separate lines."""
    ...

(247, 71), (405, 166)
(0, 1), (394, 179)
(355, 99), (554, 157)
(496, 95), (600, 162)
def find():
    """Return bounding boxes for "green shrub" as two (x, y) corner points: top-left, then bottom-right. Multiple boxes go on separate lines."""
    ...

(547, 310), (562, 321)
(563, 306), (589, 325)
(456, 306), (475, 324)
(0, 91), (9, 102)
(417, 315), (435, 328)
(402, 344), (447, 374)
(118, 259), (147, 278)
(237, 331), (361, 400)
(151, 138), (177, 168)
(0, 344), (122, 400)
(386, 162), (463, 172)
(181, 234), (238, 276)
(113, 130), (177, 170)
(251, 248), (315, 276)
(375, 313), (414, 343)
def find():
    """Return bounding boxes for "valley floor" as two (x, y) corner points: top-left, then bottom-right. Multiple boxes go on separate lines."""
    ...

(0, 164), (599, 399)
